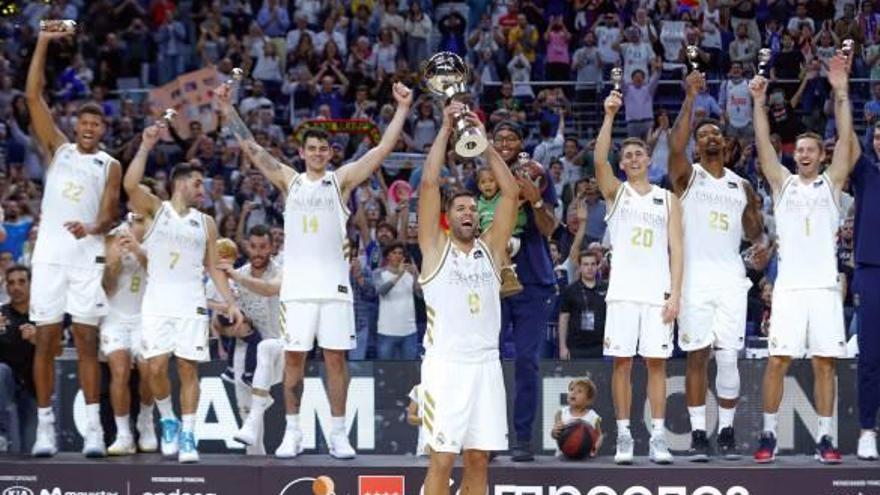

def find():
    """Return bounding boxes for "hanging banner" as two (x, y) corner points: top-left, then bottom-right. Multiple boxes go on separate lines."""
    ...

(293, 119), (381, 146)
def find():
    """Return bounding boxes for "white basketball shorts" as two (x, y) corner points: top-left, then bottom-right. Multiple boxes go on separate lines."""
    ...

(769, 287), (846, 358)
(420, 356), (508, 453)
(603, 301), (674, 358)
(678, 286), (749, 352)
(280, 300), (356, 352)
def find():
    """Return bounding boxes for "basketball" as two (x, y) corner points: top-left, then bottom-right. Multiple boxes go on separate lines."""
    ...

(557, 421), (597, 460)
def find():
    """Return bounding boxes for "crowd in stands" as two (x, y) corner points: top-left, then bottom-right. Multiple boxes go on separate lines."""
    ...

(0, 0), (872, 366)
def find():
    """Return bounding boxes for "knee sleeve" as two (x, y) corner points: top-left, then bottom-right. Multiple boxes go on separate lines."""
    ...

(715, 349), (740, 400)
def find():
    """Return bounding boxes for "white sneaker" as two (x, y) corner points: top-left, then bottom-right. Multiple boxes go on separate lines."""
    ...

(160, 418), (180, 458)
(858, 431), (879, 460)
(31, 422), (58, 457)
(82, 426), (107, 458)
(108, 435), (136, 456)
(329, 431), (356, 459)
(275, 429), (304, 458)
(615, 434), (634, 464)
(650, 435), (674, 464)
(234, 413), (263, 446)
(137, 415), (158, 453)
(178, 431), (199, 463)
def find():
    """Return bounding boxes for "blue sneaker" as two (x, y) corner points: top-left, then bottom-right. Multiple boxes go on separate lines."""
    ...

(178, 431), (199, 463)
(160, 418), (180, 458)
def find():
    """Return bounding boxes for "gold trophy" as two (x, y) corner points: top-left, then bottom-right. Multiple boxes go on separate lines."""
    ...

(610, 67), (623, 92)
(421, 52), (488, 158)
(686, 45), (700, 72)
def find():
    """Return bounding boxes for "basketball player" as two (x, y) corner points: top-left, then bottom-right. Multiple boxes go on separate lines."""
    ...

(124, 122), (243, 463)
(668, 69), (764, 460)
(749, 53), (855, 464)
(217, 226), (286, 457)
(214, 80), (412, 458)
(102, 210), (157, 455)
(26, 25), (122, 458)
(419, 102), (518, 495)
(596, 91), (683, 465)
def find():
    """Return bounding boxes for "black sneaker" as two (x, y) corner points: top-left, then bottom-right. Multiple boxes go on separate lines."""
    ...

(815, 435), (842, 464)
(753, 431), (777, 464)
(511, 441), (534, 462)
(717, 426), (741, 460)
(688, 430), (710, 462)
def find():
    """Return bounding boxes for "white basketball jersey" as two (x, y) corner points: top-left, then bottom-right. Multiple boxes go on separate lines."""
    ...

(32, 143), (113, 268)
(682, 163), (749, 290)
(774, 174), (840, 290)
(108, 250), (147, 318)
(236, 260), (282, 339)
(141, 202), (209, 317)
(560, 406), (600, 428)
(420, 239), (501, 363)
(605, 183), (671, 305)
(280, 171), (351, 302)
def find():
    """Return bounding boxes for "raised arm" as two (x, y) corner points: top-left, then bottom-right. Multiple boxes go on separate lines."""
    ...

(214, 82), (295, 192)
(417, 102), (458, 272)
(25, 29), (71, 156)
(742, 181), (765, 242)
(595, 92), (624, 202)
(204, 216), (244, 329)
(336, 82), (413, 197)
(123, 123), (163, 216)
(826, 52), (860, 186)
(668, 71), (704, 194)
(225, 269), (282, 297)
(748, 75), (789, 196)
(481, 125), (521, 260)
(567, 197), (589, 266)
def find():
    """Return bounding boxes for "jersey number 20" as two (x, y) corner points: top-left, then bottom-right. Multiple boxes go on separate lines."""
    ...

(630, 227), (654, 248)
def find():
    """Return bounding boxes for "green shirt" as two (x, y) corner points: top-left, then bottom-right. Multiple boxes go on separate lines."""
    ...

(478, 193), (527, 236)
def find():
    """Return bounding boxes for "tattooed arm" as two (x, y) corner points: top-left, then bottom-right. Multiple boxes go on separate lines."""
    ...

(216, 83), (296, 191)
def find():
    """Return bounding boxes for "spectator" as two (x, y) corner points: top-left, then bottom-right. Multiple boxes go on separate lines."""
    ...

(310, 71), (349, 119)
(0, 265), (36, 453)
(251, 43), (283, 85)
(380, 1), (406, 46)
(572, 32), (602, 102)
(410, 100), (441, 153)
(788, 2), (816, 34)
(532, 111), (565, 168)
(558, 251), (607, 359)
(404, 3), (432, 71)
(286, 14), (316, 54)
(622, 59), (662, 140)
(349, 256), (377, 361)
(155, 7), (187, 84)
(719, 61), (754, 141)
(766, 80), (807, 153)
(370, 29), (399, 77)
(544, 16), (573, 82)
(0, 200), (33, 263)
(618, 26), (655, 85)
(508, 14), (540, 64)
(257, 0), (290, 39)
(315, 17), (349, 59)
(730, 0), (761, 47)
(373, 243), (421, 360)
(595, 13), (623, 73)
(647, 109), (671, 184)
(508, 47), (535, 100)
(729, 22), (758, 67)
